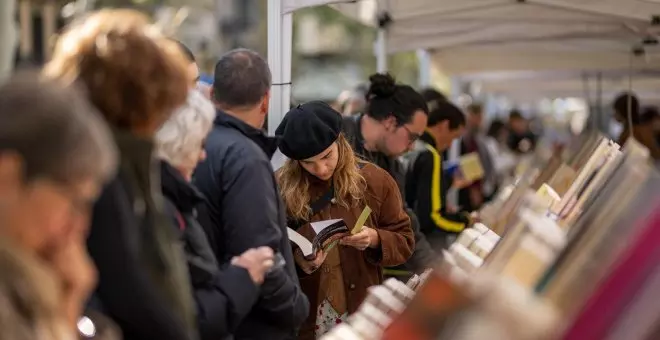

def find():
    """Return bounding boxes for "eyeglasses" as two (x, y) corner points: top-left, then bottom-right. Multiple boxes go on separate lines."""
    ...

(401, 125), (421, 144)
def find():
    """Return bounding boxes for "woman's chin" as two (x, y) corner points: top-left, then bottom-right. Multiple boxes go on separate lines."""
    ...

(316, 173), (333, 181)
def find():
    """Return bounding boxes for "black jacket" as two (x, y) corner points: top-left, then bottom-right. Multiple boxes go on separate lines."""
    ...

(342, 114), (437, 273)
(161, 161), (260, 340)
(405, 132), (471, 249)
(193, 111), (309, 340)
(87, 130), (196, 340)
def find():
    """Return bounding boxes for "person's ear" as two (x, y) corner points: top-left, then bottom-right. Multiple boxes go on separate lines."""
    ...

(261, 90), (271, 115)
(384, 115), (397, 131)
(0, 152), (24, 203)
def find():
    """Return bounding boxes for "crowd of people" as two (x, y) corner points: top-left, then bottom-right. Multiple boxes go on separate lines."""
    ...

(0, 8), (565, 340)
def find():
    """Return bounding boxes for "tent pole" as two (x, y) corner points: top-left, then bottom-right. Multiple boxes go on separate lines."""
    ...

(417, 49), (431, 88)
(448, 76), (463, 207)
(267, 0), (292, 135)
(0, 0), (17, 82)
(375, 27), (387, 73)
(596, 71), (603, 132)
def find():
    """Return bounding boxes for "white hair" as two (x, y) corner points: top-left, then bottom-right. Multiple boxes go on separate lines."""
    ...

(155, 89), (216, 168)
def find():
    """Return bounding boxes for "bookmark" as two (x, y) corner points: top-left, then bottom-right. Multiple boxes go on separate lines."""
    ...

(352, 205), (372, 235)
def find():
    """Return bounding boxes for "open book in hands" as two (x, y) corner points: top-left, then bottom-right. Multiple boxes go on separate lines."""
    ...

(288, 219), (349, 260)
(288, 206), (372, 260)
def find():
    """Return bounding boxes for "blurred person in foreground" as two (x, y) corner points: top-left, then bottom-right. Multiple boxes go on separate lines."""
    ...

(155, 89), (276, 340)
(405, 99), (474, 250)
(342, 73), (436, 280)
(0, 75), (117, 339)
(193, 49), (309, 340)
(458, 103), (496, 211)
(275, 102), (413, 339)
(613, 92), (660, 160)
(43, 10), (198, 339)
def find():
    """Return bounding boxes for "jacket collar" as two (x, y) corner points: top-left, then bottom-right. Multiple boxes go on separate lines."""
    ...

(113, 129), (154, 163)
(160, 161), (205, 214)
(214, 110), (279, 159)
(420, 130), (436, 149)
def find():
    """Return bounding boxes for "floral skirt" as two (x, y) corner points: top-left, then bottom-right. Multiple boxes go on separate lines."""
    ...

(315, 299), (348, 338)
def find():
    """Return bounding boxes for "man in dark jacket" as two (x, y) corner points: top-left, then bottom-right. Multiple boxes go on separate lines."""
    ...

(406, 100), (472, 249)
(193, 49), (309, 340)
(341, 74), (437, 279)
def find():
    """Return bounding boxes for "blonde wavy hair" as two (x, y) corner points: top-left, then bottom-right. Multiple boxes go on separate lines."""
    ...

(277, 134), (367, 221)
(42, 9), (189, 130)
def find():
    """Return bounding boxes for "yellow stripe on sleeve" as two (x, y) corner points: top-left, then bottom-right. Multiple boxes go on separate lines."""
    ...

(423, 144), (466, 233)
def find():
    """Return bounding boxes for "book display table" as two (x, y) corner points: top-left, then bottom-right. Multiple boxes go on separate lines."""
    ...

(321, 132), (660, 340)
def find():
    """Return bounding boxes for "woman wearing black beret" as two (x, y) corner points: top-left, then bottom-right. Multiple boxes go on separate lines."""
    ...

(275, 101), (414, 339)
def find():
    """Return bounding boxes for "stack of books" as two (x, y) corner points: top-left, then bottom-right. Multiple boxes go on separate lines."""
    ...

(321, 131), (660, 340)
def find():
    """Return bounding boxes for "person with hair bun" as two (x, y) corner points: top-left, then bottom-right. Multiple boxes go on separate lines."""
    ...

(276, 101), (413, 340)
(342, 73), (436, 281)
(44, 9), (197, 340)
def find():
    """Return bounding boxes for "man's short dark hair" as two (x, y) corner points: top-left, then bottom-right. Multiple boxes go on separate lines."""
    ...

(427, 100), (466, 130)
(420, 88), (447, 103)
(467, 103), (483, 115)
(641, 106), (660, 124)
(509, 109), (524, 120)
(213, 49), (272, 109)
(0, 73), (117, 185)
(613, 92), (640, 124)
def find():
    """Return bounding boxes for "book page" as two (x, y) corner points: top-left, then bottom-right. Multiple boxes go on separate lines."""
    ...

(547, 164), (576, 197)
(459, 152), (485, 182)
(287, 227), (313, 257)
(310, 219), (344, 234)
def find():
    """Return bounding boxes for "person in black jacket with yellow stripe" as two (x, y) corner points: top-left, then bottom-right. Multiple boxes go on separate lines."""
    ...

(405, 99), (473, 249)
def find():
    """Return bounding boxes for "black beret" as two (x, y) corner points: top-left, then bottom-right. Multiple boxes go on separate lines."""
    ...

(275, 101), (342, 160)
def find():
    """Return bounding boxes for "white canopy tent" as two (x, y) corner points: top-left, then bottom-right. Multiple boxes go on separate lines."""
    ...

(330, 0), (660, 103)
(331, 0), (660, 73)
(270, 1), (660, 129)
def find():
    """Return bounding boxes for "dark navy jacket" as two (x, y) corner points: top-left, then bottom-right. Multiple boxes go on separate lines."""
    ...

(193, 111), (309, 340)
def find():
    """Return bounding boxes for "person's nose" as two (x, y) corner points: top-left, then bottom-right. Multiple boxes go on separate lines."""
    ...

(317, 163), (330, 177)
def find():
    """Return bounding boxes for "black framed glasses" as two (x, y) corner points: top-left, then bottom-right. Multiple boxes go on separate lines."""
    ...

(401, 125), (421, 144)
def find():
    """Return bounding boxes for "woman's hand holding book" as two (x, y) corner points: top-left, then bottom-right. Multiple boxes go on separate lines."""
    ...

(340, 227), (380, 250)
(294, 249), (328, 274)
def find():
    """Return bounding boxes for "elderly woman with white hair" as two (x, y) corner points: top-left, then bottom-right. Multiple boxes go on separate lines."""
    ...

(155, 90), (275, 340)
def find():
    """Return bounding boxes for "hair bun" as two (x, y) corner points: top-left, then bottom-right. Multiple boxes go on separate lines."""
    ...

(367, 73), (396, 99)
